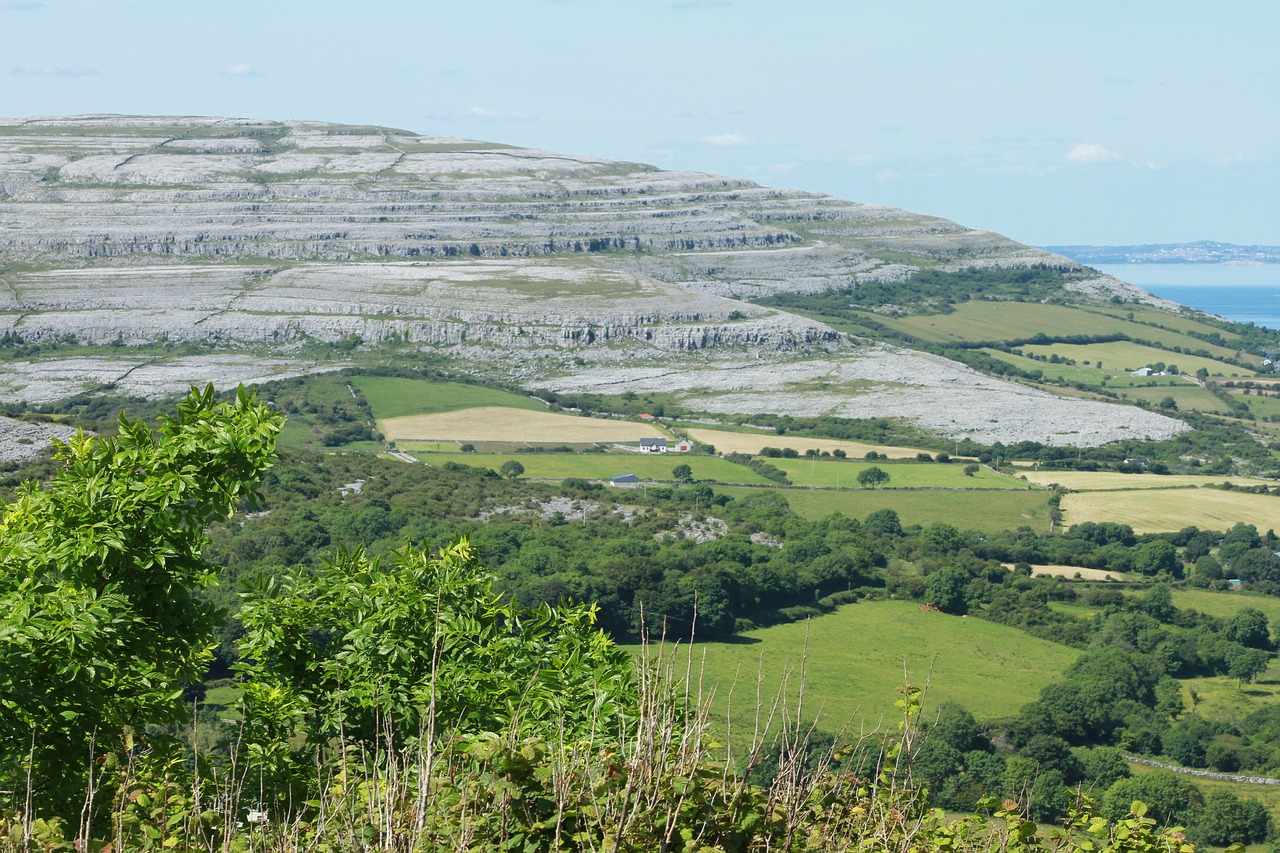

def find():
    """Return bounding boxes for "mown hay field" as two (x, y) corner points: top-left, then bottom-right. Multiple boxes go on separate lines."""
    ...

(1019, 470), (1275, 490)
(675, 600), (1080, 736)
(717, 487), (1053, 534)
(684, 427), (932, 460)
(769, 458), (1036, 490)
(353, 376), (545, 419)
(1061, 488), (1280, 534)
(408, 450), (776, 485)
(379, 406), (664, 443)
(1027, 565), (1131, 582)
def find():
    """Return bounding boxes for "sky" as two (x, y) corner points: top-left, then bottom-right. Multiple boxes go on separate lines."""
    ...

(2, 0), (1277, 247)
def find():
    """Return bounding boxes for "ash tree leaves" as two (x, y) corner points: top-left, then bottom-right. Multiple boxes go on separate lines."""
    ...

(235, 538), (636, 755)
(0, 385), (282, 819)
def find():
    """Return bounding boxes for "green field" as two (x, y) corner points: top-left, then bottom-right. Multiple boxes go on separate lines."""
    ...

(854, 302), (1244, 359)
(768, 458), (1037, 490)
(1091, 303), (1252, 347)
(409, 450), (776, 485)
(1112, 383), (1230, 413)
(717, 486), (1054, 533)
(669, 600), (1080, 738)
(1171, 589), (1280, 623)
(1017, 341), (1249, 378)
(352, 376), (544, 419)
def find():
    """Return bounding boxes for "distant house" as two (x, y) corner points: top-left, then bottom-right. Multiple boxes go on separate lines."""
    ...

(638, 413), (656, 421)
(1130, 367), (1153, 377)
(639, 438), (668, 453)
(674, 438), (693, 453)
(1124, 457), (1151, 468)
(610, 473), (640, 486)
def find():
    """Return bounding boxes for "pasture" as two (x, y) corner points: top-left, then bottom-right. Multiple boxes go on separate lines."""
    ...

(857, 301), (1240, 358)
(1116, 383), (1231, 413)
(1171, 589), (1280, 624)
(1061, 488), (1280, 534)
(677, 600), (1080, 736)
(379, 406), (664, 444)
(1016, 340), (1248, 378)
(408, 449), (776, 485)
(768, 458), (1036, 490)
(1090, 303), (1252, 348)
(717, 486), (1054, 533)
(351, 376), (545, 418)
(683, 427), (931, 460)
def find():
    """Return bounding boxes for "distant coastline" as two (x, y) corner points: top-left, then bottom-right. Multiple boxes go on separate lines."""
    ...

(1091, 263), (1280, 330)
(1043, 240), (1280, 265)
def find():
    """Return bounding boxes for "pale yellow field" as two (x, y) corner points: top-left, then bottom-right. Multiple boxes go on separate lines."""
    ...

(1024, 565), (1130, 582)
(1062, 488), (1280, 534)
(1020, 469), (1275, 491)
(684, 427), (932, 459)
(379, 407), (666, 443)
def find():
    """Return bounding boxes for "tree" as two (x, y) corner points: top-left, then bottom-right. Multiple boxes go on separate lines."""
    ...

(1224, 607), (1272, 649)
(0, 386), (283, 820)
(1133, 539), (1179, 577)
(672, 463), (693, 482)
(499, 459), (525, 479)
(1227, 647), (1270, 686)
(924, 565), (971, 614)
(237, 539), (635, 753)
(962, 464), (980, 477)
(857, 466), (890, 489)
(1195, 790), (1270, 845)
(1101, 771), (1204, 829)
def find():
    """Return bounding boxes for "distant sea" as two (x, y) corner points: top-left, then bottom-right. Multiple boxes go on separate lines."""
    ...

(1092, 263), (1280, 330)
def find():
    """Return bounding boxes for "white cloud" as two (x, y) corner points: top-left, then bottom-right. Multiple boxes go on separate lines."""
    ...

(701, 133), (745, 146)
(222, 63), (258, 76)
(11, 64), (98, 76)
(426, 106), (534, 122)
(465, 106), (533, 121)
(1065, 143), (1121, 164)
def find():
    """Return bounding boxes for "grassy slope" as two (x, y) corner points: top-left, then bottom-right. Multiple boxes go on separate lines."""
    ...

(671, 600), (1080, 738)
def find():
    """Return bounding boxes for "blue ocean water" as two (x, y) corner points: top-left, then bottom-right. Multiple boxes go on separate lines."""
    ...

(1092, 263), (1280, 330)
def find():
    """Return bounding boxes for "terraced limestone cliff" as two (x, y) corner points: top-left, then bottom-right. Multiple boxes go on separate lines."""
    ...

(0, 115), (1187, 445)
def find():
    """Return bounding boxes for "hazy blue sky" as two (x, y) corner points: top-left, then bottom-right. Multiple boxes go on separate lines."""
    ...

(3, 1), (1276, 247)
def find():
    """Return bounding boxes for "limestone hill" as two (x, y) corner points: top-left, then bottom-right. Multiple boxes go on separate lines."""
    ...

(0, 115), (1197, 445)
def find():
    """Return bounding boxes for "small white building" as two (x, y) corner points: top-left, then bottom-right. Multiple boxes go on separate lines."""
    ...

(639, 438), (668, 453)
(674, 438), (693, 453)
(1130, 367), (1153, 377)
